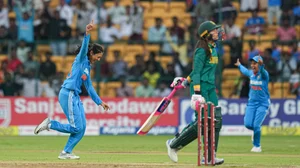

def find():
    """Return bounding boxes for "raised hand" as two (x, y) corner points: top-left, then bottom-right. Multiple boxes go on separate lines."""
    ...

(258, 59), (263, 66)
(234, 58), (241, 66)
(86, 20), (94, 35)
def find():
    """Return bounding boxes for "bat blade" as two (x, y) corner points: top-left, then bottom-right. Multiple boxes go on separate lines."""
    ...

(137, 97), (171, 135)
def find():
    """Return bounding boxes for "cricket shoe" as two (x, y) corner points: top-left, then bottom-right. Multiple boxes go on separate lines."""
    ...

(166, 139), (178, 163)
(251, 146), (262, 152)
(58, 152), (80, 160)
(201, 157), (224, 165)
(34, 118), (50, 135)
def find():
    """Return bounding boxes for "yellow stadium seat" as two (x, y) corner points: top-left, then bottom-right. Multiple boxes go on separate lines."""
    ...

(222, 69), (241, 80)
(0, 55), (8, 63)
(140, 1), (151, 12)
(223, 52), (231, 67)
(260, 12), (267, 21)
(296, 25), (300, 39)
(232, 1), (240, 11)
(238, 12), (251, 20)
(106, 44), (126, 62)
(37, 45), (51, 56)
(128, 82), (140, 89)
(91, 29), (98, 42)
(169, 2), (186, 13)
(8, 12), (15, 18)
(105, 1), (115, 8)
(144, 44), (160, 60)
(49, 0), (59, 8)
(152, 2), (168, 12)
(142, 29), (148, 41)
(159, 56), (173, 69)
(120, 0), (132, 6)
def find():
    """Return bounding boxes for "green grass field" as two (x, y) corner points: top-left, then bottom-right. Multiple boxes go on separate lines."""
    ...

(0, 135), (299, 168)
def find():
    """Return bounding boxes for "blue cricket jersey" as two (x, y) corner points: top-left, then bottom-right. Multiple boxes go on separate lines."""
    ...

(238, 64), (270, 107)
(61, 34), (102, 105)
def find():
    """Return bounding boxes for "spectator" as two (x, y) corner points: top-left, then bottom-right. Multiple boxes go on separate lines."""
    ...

(263, 48), (277, 82)
(289, 68), (300, 95)
(148, 17), (166, 44)
(14, 0), (32, 13)
(0, 0), (9, 28)
(276, 17), (297, 44)
(281, 0), (296, 13)
(271, 40), (281, 63)
(293, 0), (300, 25)
(119, 6), (133, 39)
(244, 10), (266, 35)
(116, 76), (134, 97)
(16, 40), (31, 63)
(110, 50), (127, 80)
(135, 77), (155, 97)
(75, 2), (91, 34)
(49, 10), (71, 56)
(67, 28), (83, 55)
(194, 0), (213, 24)
(240, 0), (258, 12)
(129, 5), (143, 43)
(0, 26), (8, 53)
(290, 41), (300, 62)
(0, 71), (17, 96)
(13, 64), (25, 96)
(153, 81), (172, 97)
(14, 6), (34, 43)
(90, 3), (108, 24)
(39, 51), (56, 80)
(145, 51), (163, 74)
(99, 18), (120, 44)
(162, 63), (176, 85)
(128, 54), (146, 80)
(42, 80), (57, 97)
(7, 18), (17, 41)
(21, 69), (42, 97)
(170, 17), (185, 44)
(227, 37), (242, 68)
(99, 56), (110, 81)
(51, 71), (64, 95)
(0, 60), (12, 84)
(173, 52), (185, 77)
(143, 63), (160, 88)
(280, 9), (293, 26)
(23, 51), (39, 73)
(34, 14), (50, 40)
(107, 0), (126, 24)
(7, 48), (22, 72)
(56, 0), (73, 27)
(214, 0), (237, 21)
(268, 0), (282, 25)
(277, 51), (297, 82)
(244, 40), (260, 62)
(130, 0), (143, 15)
(224, 17), (241, 40)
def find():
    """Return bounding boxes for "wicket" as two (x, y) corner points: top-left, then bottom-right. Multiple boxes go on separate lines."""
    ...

(196, 101), (215, 166)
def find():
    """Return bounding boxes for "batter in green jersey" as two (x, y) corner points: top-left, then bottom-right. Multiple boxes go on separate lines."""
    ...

(166, 21), (224, 165)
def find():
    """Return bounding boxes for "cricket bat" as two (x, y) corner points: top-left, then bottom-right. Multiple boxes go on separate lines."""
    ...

(137, 80), (184, 135)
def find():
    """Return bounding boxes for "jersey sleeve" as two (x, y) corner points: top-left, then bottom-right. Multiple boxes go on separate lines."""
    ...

(191, 48), (206, 92)
(259, 64), (269, 80)
(75, 34), (91, 63)
(238, 64), (251, 77)
(83, 71), (102, 105)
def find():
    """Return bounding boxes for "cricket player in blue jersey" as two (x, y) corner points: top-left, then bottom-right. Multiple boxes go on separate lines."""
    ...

(34, 20), (110, 159)
(235, 55), (270, 152)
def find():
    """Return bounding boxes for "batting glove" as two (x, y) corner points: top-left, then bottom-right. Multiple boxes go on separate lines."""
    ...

(170, 77), (189, 88)
(191, 94), (206, 110)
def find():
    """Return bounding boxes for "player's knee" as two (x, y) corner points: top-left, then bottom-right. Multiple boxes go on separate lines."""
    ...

(71, 125), (85, 133)
(253, 126), (261, 132)
(244, 122), (253, 130)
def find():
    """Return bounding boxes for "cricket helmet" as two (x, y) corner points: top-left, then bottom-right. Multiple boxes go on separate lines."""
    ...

(198, 21), (221, 38)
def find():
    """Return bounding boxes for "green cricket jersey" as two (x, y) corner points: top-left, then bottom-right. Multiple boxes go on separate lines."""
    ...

(187, 43), (218, 91)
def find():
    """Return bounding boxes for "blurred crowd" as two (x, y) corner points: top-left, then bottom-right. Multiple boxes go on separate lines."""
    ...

(0, 0), (299, 98)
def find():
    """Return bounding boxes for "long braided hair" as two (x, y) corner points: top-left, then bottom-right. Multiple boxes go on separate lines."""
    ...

(74, 43), (104, 60)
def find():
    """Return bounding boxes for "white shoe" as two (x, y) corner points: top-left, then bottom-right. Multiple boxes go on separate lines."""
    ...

(251, 146), (262, 152)
(201, 156), (224, 165)
(166, 139), (178, 163)
(34, 118), (50, 135)
(58, 152), (80, 160)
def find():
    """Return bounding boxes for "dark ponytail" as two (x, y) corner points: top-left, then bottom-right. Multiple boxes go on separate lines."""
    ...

(195, 37), (211, 60)
(74, 43), (104, 60)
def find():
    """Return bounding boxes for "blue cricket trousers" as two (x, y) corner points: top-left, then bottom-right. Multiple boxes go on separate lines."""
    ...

(244, 104), (268, 147)
(50, 88), (86, 153)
